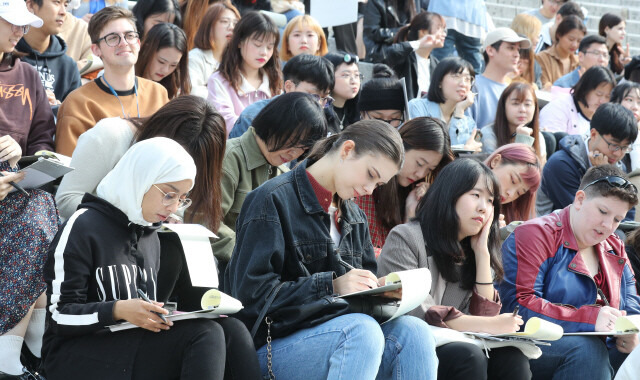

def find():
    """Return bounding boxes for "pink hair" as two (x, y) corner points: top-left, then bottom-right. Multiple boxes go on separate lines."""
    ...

(484, 143), (541, 223)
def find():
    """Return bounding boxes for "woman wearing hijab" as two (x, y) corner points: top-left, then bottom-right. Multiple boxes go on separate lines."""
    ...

(41, 138), (260, 380)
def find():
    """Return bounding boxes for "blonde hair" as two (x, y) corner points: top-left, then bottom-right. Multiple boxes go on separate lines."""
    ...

(280, 15), (328, 61)
(510, 14), (542, 43)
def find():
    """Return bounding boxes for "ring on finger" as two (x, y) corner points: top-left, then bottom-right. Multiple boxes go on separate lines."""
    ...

(622, 341), (626, 348)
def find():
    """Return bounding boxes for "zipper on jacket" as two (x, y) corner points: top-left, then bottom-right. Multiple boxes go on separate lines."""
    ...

(567, 267), (600, 305)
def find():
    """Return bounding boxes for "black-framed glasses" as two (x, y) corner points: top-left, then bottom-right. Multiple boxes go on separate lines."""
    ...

(310, 93), (334, 108)
(366, 112), (404, 127)
(600, 134), (633, 153)
(11, 24), (30, 34)
(153, 185), (192, 210)
(581, 176), (638, 194)
(95, 31), (140, 47)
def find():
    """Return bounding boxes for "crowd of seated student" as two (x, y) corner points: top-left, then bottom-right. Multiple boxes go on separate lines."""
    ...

(4, 0), (640, 378)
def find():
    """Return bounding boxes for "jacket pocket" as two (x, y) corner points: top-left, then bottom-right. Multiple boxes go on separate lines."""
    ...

(295, 241), (331, 266)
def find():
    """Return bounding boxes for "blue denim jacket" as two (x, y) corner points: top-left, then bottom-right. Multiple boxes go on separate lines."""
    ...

(223, 160), (377, 347)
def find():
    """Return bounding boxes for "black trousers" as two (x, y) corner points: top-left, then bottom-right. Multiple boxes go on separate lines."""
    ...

(436, 342), (532, 380)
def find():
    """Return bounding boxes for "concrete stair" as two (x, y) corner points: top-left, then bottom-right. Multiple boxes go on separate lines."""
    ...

(486, 0), (640, 56)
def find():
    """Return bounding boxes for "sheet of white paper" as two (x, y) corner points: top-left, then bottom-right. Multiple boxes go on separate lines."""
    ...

(162, 224), (219, 287)
(310, 0), (358, 28)
(17, 158), (74, 190)
(383, 268), (431, 323)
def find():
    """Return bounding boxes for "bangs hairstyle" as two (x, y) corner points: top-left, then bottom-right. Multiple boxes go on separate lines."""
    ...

(484, 144), (541, 223)
(571, 65), (616, 106)
(580, 164), (638, 207)
(599, 13), (626, 74)
(374, 117), (454, 230)
(132, 95), (226, 231)
(493, 82), (542, 157)
(394, 11), (446, 43)
(280, 15), (328, 61)
(325, 52), (360, 123)
(427, 57), (475, 104)
(306, 119), (405, 172)
(510, 13), (542, 43)
(611, 81), (640, 104)
(132, 0), (182, 37)
(554, 15), (586, 44)
(591, 102), (638, 142)
(218, 11), (282, 96)
(136, 23), (191, 98)
(193, 1), (241, 52)
(253, 92), (328, 152)
(416, 158), (503, 289)
(89, 6), (137, 43)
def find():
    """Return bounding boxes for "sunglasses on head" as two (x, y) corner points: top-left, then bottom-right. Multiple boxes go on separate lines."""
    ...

(581, 176), (638, 194)
(343, 53), (359, 64)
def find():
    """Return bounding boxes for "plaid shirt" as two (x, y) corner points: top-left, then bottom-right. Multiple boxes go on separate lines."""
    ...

(354, 194), (389, 258)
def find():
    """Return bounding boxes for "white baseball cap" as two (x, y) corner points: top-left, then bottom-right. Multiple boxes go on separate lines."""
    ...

(483, 27), (531, 51)
(0, 0), (43, 28)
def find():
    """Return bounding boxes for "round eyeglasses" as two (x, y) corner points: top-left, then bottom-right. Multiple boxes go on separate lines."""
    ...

(95, 31), (140, 47)
(153, 185), (192, 210)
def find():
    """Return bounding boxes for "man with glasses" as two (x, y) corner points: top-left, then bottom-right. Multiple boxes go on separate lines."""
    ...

(470, 27), (530, 129)
(55, 6), (169, 156)
(537, 103), (638, 219)
(554, 35), (609, 88)
(228, 54), (335, 138)
(17, 0), (81, 110)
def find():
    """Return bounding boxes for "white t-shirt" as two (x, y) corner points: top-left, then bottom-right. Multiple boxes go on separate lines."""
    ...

(415, 53), (431, 98)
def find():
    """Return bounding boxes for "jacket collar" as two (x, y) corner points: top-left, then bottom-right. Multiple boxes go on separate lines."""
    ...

(546, 45), (579, 66)
(238, 72), (272, 97)
(292, 160), (366, 224)
(239, 127), (269, 170)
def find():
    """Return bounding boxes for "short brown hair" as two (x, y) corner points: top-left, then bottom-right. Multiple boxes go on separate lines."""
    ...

(580, 165), (639, 207)
(89, 6), (137, 43)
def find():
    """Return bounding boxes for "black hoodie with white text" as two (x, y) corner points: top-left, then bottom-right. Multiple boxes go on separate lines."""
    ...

(17, 35), (81, 102)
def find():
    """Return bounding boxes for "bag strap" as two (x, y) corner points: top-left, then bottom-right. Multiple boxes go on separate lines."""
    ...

(250, 282), (285, 338)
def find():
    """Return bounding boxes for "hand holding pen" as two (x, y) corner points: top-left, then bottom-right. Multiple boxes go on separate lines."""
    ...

(0, 171), (27, 200)
(333, 259), (379, 295)
(112, 291), (172, 332)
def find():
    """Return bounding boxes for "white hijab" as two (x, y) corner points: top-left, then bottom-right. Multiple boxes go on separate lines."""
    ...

(97, 137), (197, 226)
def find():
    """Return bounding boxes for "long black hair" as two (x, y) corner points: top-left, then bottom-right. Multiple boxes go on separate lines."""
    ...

(416, 158), (503, 289)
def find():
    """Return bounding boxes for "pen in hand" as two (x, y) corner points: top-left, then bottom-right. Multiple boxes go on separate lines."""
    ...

(0, 172), (28, 196)
(137, 289), (168, 323)
(512, 305), (520, 317)
(338, 259), (355, 271)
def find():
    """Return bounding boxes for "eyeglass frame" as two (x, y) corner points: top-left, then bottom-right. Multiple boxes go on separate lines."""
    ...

(585, 50), (610, 60)
(581, 176), (638, 194)
(94, 31), (141, 47)
(309, 93), (335, 108)
(365, 111), (404, 127)
(11, 24), (30, 34)
(448, 72), (475, 85)
(600, 134), (633, 153)
(153, 184), (193, 210)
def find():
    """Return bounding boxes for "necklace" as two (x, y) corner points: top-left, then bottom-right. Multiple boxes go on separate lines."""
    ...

(102, 75), (140, 118)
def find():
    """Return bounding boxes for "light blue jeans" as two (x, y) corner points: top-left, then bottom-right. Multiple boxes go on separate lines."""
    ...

(256, 314), (438, 380)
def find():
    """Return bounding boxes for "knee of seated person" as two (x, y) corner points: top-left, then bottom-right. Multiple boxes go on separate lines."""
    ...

(563, 336), (610, 367)
(452, 343), (487, 369)
(386, 316), (436, 347)
(340, 314), (385, 351)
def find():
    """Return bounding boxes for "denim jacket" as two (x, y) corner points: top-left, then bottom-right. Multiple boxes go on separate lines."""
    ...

(223, 160), (377, 347)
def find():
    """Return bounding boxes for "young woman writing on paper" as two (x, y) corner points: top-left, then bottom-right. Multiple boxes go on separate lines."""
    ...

(500, 164), (640, 379)
(377, 158), (531, 380)
(355, 117), (454, 254)
(0, 135), (59, 379)
(224, 121), (438, 379)
(42, 138), (261, 380)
